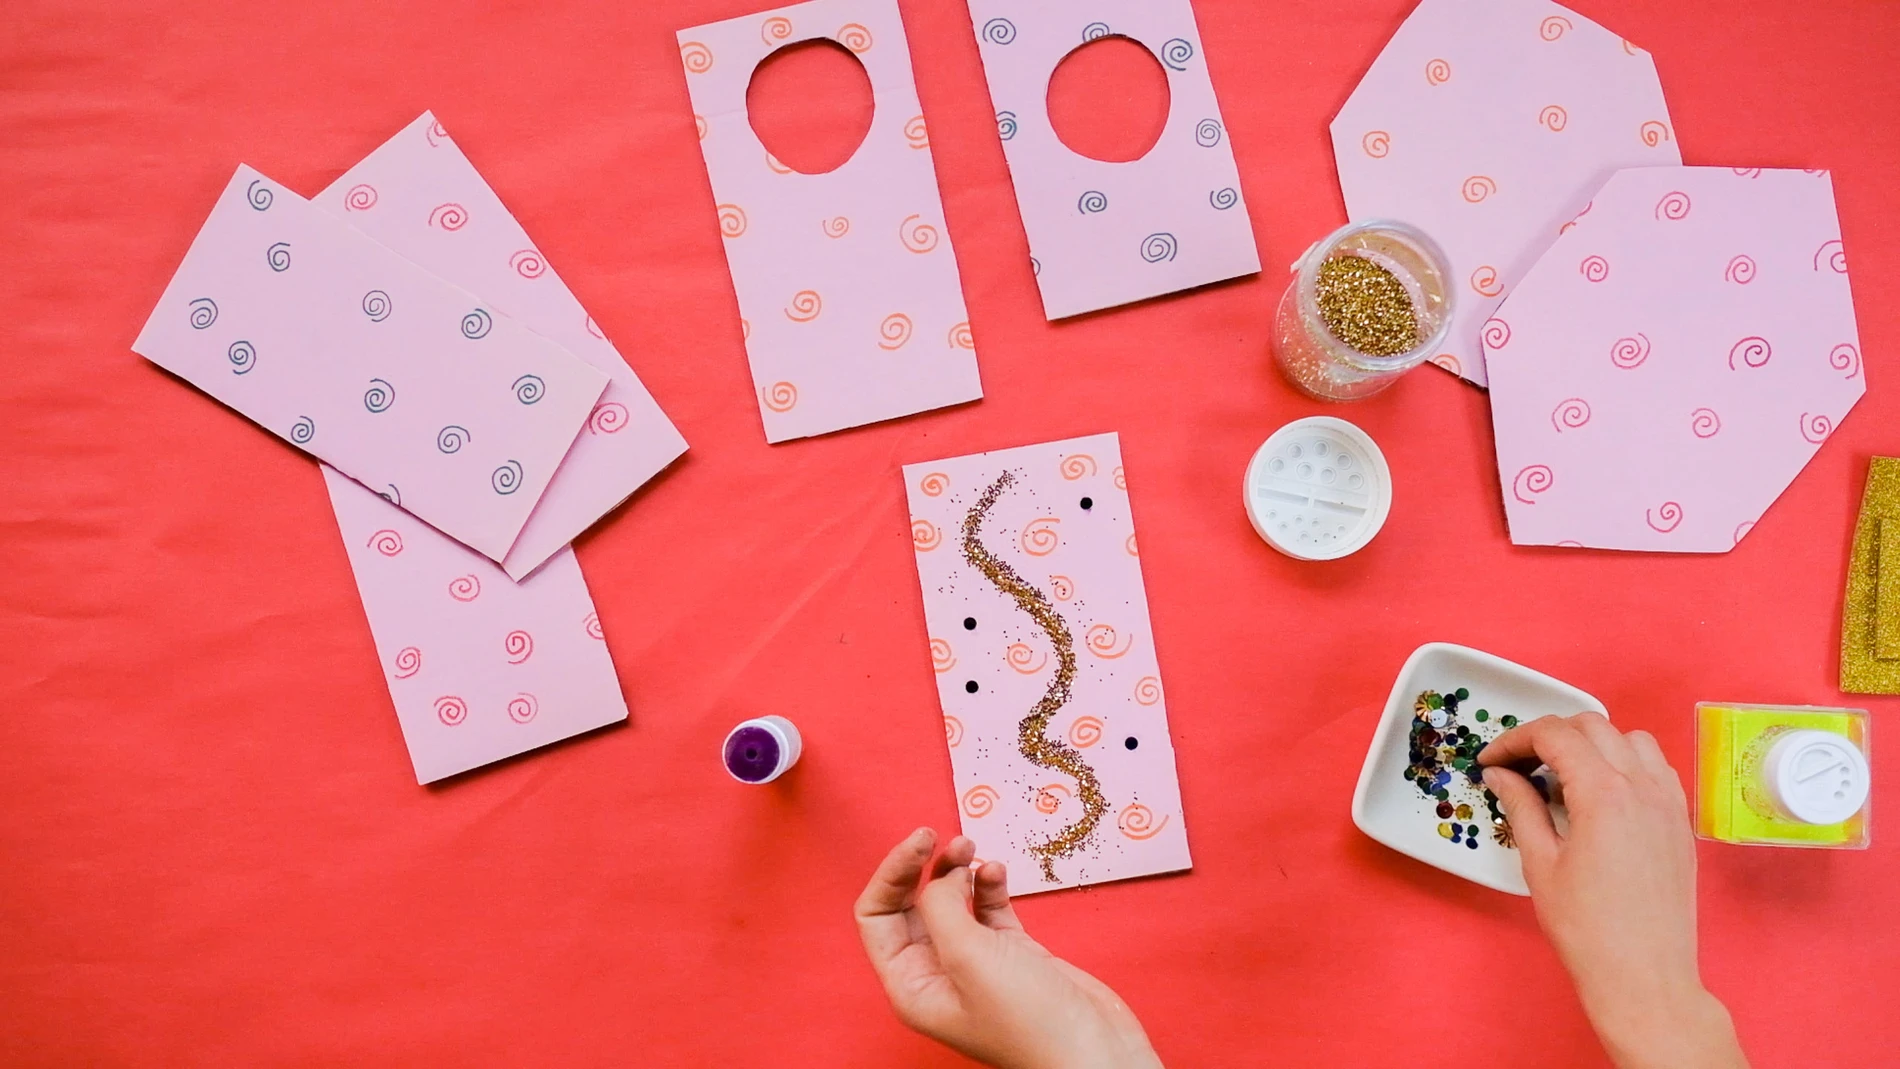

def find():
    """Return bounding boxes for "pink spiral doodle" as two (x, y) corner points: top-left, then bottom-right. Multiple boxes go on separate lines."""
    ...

(505, 630), (533, 664)
(428, 202), (468, 231)
(434, 695), (468, 726)
(1732, 167), (1762, 178)
(1513, 465), (1554, 504)
(1362, 130), (1390, 158)
(1538, 105), (1567, 132)
(393, 647), (421, 679)
(822, 216), (849, 238)
(1813, 240), (1846, 273)
(1654, 191), (1691, 221)
(367, 529), (404, 556)
(1469, 265), (1503, 297)
(507, 693), (539, 724)
(510, 249), (547, 278)
(1830, 343), (1862, 379)
(584, 612), (604, 639)
(1690, 408), (1722, 438)
(448, 575), (481, 602)
(1431, 354), (1462, 375)
(1723, 255), (1756, 284)
(1800, 413), (1834, 444)
(1551, 398), (1591, 432)
(426, 119), (448, 147)
(1559, 199), (1594, 235)
(1480, 317), (1511, 349)
(1646, 502), (1683, 533)
(1580, 255), (1610, 282)
(1540, 15), (1572, 39)
(1424, 58), (1451, 85)
(1727, 336), (1772, 370)
(1461, 175), (1497, 203)
(588, 401), (628, 435)
(344, 184), (378, 211)
(1610, 333), (1650, 369)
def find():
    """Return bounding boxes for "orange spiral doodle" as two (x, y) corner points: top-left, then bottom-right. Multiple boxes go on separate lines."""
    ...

(1362, 130), (1390, 158)
(1006, 643), (1049, 674)
(1020, 517), (1060, 556)
(1654, 191), (1691, 221)
(1068, 716), (1104, 748)
(1112, 466), (1126, 490)
(1117, 803), (1168, 840)
(1813, 239), (1846, 273)
(1134, 676), (1162, 705)
(694, 114), (707, 140)
(919, 471), (950, 496)
(393, 647), (421, 679)
(740, 319), (752, 340)
(1461, 175), (1497, 203)
(822, 216), (850, 238)
(717, 204), (746, 237)
(1469, 265), (1503, 297)
(762, 381), (798, 412)
(1724, 255), (1756, 284)
(784, 290), (822, 322)
(1540, 15), (1572, 39)
(912, 519), (942, 551)
(961, 785), (999, 818)
(947, 322), (974, 350)
(1049, 575), (1075, 600)
(1085, 624), (1133, 659)
(930, 637), (956, 672)
(1646, 502), (1683, 533)
(899, 214), (940, 253)
(1538, 105), (1567, 132)
(1060, 454), (1097, 480)
(904, 115), (928, 149)
(506, 693), (538, 724)
(1622, 37), (1642, 55)
(367, 529), (403, 556)
(765, 151), (794, 175)
(1430, 354), (1462, 374)
(448, 575), (481, 602)
(878, 313), (913, 350)
(1125, 533), (1138, 557)
(1035, 784), (1072, 815)
(504, 630), (533, 664)
(1424, 58), (1451, 85)
(1800, 412), (1834, 445)
(837, 22), (873, 52)
(434, 695), (468, 726)
(760, 15), (792, 45)
(1640, 121), (1672, 147)
(680, 41), (713, 73)
(1580, 255), (1610, 283)
(944, 715), (963, 747)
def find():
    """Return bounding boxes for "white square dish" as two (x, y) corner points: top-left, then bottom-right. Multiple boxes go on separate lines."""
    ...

(1351, 642), (1607, 895)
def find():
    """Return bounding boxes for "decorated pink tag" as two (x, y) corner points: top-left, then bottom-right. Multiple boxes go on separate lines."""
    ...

(134, 165), (607, 564)
(1331, 0), (1679, 386)
(315, 113), (688, 580)
(324, 466), (628, 784)
(904, 433), (1190, 895)
(1486, 167), (1864, 552)
(966, 1), (1260, 319)
(678, 0), (983, 443)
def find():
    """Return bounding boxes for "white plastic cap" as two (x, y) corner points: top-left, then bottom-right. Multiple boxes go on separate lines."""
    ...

(1762, 729), (1869, 826)
(1244, 416), (1392, 560)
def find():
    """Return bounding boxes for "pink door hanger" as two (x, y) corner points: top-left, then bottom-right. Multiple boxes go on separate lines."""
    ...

(966, 0), (1261, 320)
(679, 0), (984, 443)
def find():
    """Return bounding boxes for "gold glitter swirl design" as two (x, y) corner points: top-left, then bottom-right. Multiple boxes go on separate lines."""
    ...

(962, 471), (1106, 882)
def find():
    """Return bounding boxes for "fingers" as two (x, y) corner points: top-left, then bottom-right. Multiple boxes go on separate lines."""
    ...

(1626, 730), (1688, 808)
(854, 828), (936, 968)
(1478, 713), (1621, 788)
(1483, 766), (1561, 868)
(931, 835), (977, 881)
(972, 861), (1025, 933)
(917, 862), (992, 973)
(1567, 712), (1641, 777)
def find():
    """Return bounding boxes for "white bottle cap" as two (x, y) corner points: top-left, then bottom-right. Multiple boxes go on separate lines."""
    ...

(1762, 729), (1869, 826)
(1243, 416), (1392, 560)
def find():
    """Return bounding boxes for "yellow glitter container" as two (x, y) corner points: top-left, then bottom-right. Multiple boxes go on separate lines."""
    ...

(1694, 703), (1872, 850)
(1271, 220), (1454, 401)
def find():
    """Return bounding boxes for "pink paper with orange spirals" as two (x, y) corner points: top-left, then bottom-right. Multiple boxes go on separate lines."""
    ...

(324, 467), (628, 784)
(905, 433), (1190, 895)
(1330, 0), (1680, 387)
(1486, 167), (1864, 553)
(679, 0), (982, 443)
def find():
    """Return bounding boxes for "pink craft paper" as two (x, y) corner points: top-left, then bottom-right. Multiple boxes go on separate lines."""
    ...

(679, 0), (983, 443)
(315, 113), (688, 581)
(1331, 0), (1680, 386)
(134, 165), (607, 564)
(1486, 167), (1864, 553)
(965, 1), (1260, 320)
(324, 466), (628, 784)
(904, 432), (1190, 895)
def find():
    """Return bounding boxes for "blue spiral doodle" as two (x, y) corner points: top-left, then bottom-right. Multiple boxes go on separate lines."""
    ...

(290, 415), (315, 444)
(1141, 233), (1179, 263)
(491, 460), (524, 496)
(1195, 118), (1224, 147)
(1077, 190), (1108, 215)
(1161, 38), (1195, 70)
(188, 298), (218, 330)
(227, 339), (255, 374)
(996, 111), (1018, 141)
(362, 290), (391, 322)
(1210, 187), (1239, 210)
(981, 17), (1016, 44)
(1082, 21), (1111, 41)
(511, 374), (545, 405)
(1030, 256), (1041, 277)
(246, 179), (274, 211)
(461, 308), (492, 339)
(266, 242), (291, 272)
(363, 378), (394, 413)
(381, 484), (401, 506)
(437, 425), (471, 453)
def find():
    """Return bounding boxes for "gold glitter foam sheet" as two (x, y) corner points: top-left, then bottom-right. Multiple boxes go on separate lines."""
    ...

(1316, 254), (1420, 358)
(961, 471), (1107, 882)
(1841, 456), (1900, 694)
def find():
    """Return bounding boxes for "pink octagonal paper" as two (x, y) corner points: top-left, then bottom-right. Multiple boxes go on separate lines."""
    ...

(1331, 0), (1679, 387)
(1486, 166), (1864, 553)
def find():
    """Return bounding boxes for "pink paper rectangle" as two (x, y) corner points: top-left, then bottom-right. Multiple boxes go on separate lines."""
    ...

(324, 465), (628, 784)
(314, 114), (688, 579)
(904, 432), (1190, 895)
(134, 165), (608, 564)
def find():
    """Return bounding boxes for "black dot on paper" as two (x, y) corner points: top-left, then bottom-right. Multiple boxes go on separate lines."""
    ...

(965, 680), (980, 694)
(1124, 736), (1139, 750)
(963, 617), (977, 630)
(1080, 497), (1094, 510)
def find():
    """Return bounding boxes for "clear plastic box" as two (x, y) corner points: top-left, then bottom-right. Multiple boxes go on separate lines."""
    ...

(1694, 702), (1871, 849)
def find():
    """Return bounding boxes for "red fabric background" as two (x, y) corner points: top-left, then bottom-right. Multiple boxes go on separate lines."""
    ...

(3, 1), (1897, 1065)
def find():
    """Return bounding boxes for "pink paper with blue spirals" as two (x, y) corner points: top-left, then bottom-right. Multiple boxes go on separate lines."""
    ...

(133, 165), (608, 563)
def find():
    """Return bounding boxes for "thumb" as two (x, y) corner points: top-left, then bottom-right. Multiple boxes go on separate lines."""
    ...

(1483, 766), (1561, 875)
(916, 866), (997, 975)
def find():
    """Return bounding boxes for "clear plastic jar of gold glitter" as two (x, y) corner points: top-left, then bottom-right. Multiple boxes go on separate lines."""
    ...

(1272, 220), (1454, 401)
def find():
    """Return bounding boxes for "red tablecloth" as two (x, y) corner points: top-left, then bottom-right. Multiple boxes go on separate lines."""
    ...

(3, 1), (1896, 1064)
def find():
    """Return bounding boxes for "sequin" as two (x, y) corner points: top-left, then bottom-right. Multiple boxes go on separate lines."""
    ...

(1437, 822), (1454, 839)
(1436, 801), (1454, 818)
(1454, 804), (1472, 820)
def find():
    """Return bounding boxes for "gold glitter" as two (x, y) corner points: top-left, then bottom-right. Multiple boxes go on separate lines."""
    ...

(1841, 457), (1900, 693)
(1314, 254), (1420, 357)
(962, 471), (1107, 882)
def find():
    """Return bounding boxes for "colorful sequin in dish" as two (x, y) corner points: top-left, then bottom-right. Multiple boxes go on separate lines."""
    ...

(1695, 703), (1871, 849)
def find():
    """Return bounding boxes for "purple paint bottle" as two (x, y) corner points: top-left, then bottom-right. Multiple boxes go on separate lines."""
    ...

(723, 716), (803, 784)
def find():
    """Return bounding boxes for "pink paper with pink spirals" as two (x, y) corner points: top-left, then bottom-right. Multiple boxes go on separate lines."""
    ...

(904, 433), (1190, 896)
(1485, 166), (1864, 553)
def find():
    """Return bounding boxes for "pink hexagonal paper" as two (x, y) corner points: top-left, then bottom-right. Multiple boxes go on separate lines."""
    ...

(1486, 167), (1864, 553)
(1331, 0), (1680, 387)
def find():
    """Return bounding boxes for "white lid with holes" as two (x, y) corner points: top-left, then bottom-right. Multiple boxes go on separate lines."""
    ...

(1762, 729), (1870, 826)
(1244, 416), (1392, 561)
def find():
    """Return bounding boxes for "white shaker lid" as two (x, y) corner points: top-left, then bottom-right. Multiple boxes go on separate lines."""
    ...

(1244, 416), (1392, 560)
(1763, 729), (1870, 826)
